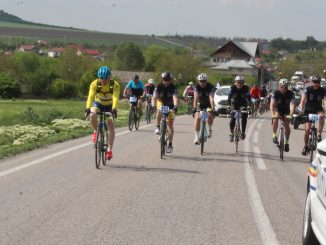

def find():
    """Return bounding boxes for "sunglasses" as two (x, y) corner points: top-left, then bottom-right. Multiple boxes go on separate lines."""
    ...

(280, 86), (287, 89)
(163, 79), (171, 82)
(313, 81), (320, 84)
(199, 80), (207, 83)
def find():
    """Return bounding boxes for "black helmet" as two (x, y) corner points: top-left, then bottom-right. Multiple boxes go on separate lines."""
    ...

(161, 71), (172, 81)
(133, 74), (139, 80)
(311, 75), (321, 83)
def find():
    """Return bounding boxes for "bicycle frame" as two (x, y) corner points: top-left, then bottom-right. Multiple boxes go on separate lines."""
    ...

(159, 106), (170, 159)
(272, 116), (289, 161)
(128, 96), (140, 131)
(231, 109), (248, 154)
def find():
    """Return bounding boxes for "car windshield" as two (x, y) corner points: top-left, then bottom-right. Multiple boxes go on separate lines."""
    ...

(216, 87), (230, 96)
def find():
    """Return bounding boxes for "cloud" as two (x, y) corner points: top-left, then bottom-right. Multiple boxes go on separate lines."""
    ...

(214, 0), (281, 8)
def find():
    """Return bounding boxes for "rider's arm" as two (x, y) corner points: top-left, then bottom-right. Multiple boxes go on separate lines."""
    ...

(173, 87), (178, 108)
(270, 98), (276, 116)
(86, 80), (97, 109)
(152, 88), (158, 107)
(193, 91), (199, 109)
(209, 93), (215, 110)
(299, 92), (307, 112)
(123, 81), (131, 97)
(290, 101), (296, 116)
(112, 81), (120, 109)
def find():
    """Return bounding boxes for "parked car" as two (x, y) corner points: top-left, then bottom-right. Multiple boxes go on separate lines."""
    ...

(302, 139), (326, 244)
(214, 85), (231, 116)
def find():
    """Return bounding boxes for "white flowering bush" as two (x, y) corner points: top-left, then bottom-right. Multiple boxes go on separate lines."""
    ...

(51, 118), (89, 131)
(0, 125), (56, 145)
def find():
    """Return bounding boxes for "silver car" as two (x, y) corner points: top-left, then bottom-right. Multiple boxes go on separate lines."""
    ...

(214, 85), (231, 116)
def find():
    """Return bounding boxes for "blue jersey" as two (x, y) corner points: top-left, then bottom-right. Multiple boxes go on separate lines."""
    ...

(126, 80), (144, 97)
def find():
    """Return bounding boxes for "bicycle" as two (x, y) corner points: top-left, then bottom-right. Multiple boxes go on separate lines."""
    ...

(251, 98), (258, 118)
(229, 108), (248, 154)
(159, 106), (171, 159)
(95, 111), (112, 169)
(128, 96), (140, 131)
(296, 114), (322, 162)
(144, 94), (153, 124)
(259, 97), (267, 114)
(186, 96), (194, 116)
(198, 109), (209, 155)
(272, 116), (290, 161)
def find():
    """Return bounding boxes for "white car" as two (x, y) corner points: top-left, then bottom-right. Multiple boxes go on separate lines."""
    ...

(302, 139), (326, 244)
(214, 85), (231, 116)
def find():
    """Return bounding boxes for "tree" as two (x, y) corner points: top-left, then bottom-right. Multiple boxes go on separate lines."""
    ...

(115, 42), (145, 70)
(144, 45), (167, 71)
(0, 72), (21, 99)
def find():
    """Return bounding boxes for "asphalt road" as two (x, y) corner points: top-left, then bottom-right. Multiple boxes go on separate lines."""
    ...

(0, 114), (312, 244)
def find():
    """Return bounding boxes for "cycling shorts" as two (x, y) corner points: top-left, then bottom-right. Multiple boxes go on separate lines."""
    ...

(304, 107), (324, 116)
(276, 108), (290, 116)
(91, 101), (112, 112)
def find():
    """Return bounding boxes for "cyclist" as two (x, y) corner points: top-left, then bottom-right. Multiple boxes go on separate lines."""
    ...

(227, 75), (251, 142)
(270, 78), (296, 152)
(192, 73), (215, 144)
(85, 66), (120, 159)
(183, 81), (195, 103)
(260, 84), (269, 111)
(299, 75), (326, 155)
(250, 83), (261, 112)
(123, 74), (145, 117)
(152, 71), (178, 153)
(143, 78), (156, 113)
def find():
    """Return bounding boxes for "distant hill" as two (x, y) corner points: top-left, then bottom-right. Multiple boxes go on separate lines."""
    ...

(0, 9), (80, 30)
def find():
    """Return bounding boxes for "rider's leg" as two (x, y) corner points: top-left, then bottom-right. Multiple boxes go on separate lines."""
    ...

(318, 112), (325, 137)
(107, 118), (115, 151)
(194, 112), (200, 143)
(284, 120), (291, 143)
(304, 122), (311, 146)
(241, 113), (248, 133)
(208, 112), (214, 131)
(90, 108), (98, 130)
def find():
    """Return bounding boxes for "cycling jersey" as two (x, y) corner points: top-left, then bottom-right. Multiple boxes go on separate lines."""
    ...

(271, 90), (295, 114)
(228, 85), (251, 109)
(260, 88), (268, 98)
(183, 86), (195, 97)
(154, 82), (178, 108)
(86, 79), (120, 109)
(303, 86), (326, 112)
(250, 87), (260, 99)
(195, 82), (215, 109)
(126, 80), (145, 98)
(144, 83), (155, 95)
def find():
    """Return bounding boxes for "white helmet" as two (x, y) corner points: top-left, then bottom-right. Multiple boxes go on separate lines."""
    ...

(234, 75), (244, 81)
(148, 78), (155, 84)
(279, 78), (289, 86)
(197, 73), (208, 81)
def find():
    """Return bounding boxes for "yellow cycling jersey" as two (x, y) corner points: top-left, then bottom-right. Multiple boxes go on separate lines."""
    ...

(86, 79), (120, 109)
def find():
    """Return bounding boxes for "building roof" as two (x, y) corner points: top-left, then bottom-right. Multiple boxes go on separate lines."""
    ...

(211, 60), (254, 70)
(20, 45), (37, 50)
(82, 49), (101, 56)
(48, 47), (65, 53)
(211, 40), (259, 58)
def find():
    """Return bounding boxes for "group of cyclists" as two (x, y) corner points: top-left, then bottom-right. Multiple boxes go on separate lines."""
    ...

(85, 65), (326, 159)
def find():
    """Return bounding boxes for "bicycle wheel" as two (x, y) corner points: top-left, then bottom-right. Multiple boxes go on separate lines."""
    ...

(235, 123), (240, 154)
(135, 108), (140, 130)
(95, 128), (102, 169)
(200, 122), (206, 155)
(128, 108), (134, 131)
(309, 130), (317, 163)
(102, 127), (108, 166)
(145, 104), (151, 124)
(160, 121), (167, 159)
(187, 101), (192, 116)
(279, 127), (284, 161)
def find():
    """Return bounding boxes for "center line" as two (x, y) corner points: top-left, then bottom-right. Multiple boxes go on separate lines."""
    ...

(244, 120), (279, 245)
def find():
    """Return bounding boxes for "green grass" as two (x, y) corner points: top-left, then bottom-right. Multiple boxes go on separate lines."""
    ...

(0, 99), (187, 159)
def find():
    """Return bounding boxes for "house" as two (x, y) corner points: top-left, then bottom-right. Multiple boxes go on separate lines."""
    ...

(18, 45), (39, 53)
(48, 47), (65, 58)
(207, 40), (260, 75)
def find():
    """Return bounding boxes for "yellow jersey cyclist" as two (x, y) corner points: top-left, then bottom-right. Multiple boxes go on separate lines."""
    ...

(152, 71), (178, 153)
(123, 74), (145, 117)
(192, 73), (215, 144)
(270, 78), (296, 152)
(85, 66), (120, 159)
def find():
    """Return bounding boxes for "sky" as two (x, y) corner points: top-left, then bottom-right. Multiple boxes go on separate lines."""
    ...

(1, 0), (326, 41)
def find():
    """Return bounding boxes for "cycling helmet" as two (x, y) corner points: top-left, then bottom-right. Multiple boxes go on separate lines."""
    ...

(133, 74), (139, 80)
(148, 78), (155, 84)
(279, 78), (289, 86)
(311, 75), (321, 83)
(97, 66), (111, 79)
(234, 75), (244, 82)
(161, 71), (172, 81)
(197, 73), (208, 81)
(189, 81), (194, 85)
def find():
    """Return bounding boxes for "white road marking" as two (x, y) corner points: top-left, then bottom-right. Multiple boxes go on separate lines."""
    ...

(0, 124), (154, 178)
(244, 121), (279, 245)
(252, 146), (267, 170)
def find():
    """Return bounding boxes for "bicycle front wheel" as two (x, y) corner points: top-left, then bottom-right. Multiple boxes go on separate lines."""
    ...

(160, 121), (167, 159)
(95, 128), (102, 169)
(235, 123), (240, 154)
(309, 131), (317, 163)
(128, 108), (134, 131)
(279, 127), (284, 161)
(135, 108), (140, 130)
(200, 122), (206, 155)
(145, 104), (151, 124)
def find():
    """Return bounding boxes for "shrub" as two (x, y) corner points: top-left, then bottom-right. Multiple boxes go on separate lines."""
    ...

(0, 72), (21, 99)
(50, 79), (77, 98)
